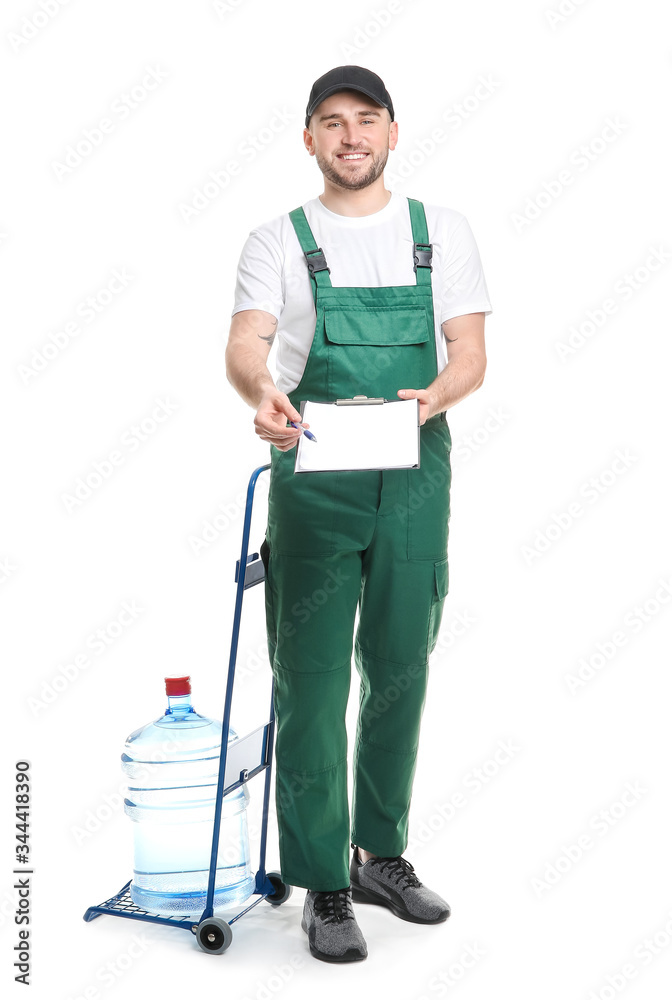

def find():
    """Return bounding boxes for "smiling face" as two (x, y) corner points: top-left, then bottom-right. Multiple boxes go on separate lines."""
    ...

(305, 89), (398, 191)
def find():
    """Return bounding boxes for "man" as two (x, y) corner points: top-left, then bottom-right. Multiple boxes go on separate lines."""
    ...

(226, 66), (492, 963)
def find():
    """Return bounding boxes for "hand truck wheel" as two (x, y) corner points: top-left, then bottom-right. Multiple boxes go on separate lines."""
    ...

(265, 871), (293, 906)
(196, 916), (233, 954)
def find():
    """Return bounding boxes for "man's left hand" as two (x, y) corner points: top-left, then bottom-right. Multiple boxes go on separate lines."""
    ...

(397, 387), (436, 425)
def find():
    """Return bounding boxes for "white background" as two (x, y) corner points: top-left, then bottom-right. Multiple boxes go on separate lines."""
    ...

(2, 1), (671, 998)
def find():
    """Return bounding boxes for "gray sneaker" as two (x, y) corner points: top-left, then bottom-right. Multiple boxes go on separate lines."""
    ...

(349, 843), (450, 924)
(301, 887), (368, 963)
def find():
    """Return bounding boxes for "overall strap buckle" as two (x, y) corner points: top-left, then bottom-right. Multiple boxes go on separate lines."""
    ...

(304, 248), (330, 275)
(413, 243), (433, 272)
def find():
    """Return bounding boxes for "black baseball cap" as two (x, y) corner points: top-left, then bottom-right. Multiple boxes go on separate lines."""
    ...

(305, 66), (394, 128)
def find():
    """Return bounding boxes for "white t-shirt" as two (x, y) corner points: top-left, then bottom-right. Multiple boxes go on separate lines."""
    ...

(231, 191), (493, 395)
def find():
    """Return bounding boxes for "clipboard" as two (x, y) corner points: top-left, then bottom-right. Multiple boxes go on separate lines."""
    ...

(294, 395), (420, 473)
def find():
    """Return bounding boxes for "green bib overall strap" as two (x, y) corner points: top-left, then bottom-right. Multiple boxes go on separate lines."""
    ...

(288, 206), (332, 300)
(407, 196), (433, 287)
(288, 197), (433, 304)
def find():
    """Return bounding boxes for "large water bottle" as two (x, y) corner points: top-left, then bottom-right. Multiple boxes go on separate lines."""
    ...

(122, 675), (255, 914)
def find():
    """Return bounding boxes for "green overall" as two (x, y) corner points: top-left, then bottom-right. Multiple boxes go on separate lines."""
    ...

(262, 197), (452, 891)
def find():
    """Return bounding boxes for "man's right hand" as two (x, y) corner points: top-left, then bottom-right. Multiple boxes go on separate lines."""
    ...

(254, 388), (309, 452)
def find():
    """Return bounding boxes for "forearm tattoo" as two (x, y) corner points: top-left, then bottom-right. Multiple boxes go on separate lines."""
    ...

(258, 317), (278, 346)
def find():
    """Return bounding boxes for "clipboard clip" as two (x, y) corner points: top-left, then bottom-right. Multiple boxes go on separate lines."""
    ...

(335, 395), (385, 405)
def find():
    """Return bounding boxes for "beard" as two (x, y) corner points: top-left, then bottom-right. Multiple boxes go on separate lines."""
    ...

(314, 146), (389, 191)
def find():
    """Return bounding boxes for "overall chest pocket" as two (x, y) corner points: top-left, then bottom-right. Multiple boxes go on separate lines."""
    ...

(323, 306), (433, 400)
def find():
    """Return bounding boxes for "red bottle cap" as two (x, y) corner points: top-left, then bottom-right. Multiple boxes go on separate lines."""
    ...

(165, 675), (191, 697)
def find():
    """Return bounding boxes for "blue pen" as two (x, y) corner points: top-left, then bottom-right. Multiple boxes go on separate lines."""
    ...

(290, 420), (318, 443)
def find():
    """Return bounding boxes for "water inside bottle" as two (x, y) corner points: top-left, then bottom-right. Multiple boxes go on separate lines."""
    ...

(122, 676), (255, 913)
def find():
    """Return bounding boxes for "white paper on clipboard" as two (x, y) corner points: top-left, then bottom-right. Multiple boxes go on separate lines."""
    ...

(294, 397), (420, 473)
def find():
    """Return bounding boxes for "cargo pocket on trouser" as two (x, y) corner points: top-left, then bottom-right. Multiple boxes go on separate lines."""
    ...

(427, 556), (449, 659)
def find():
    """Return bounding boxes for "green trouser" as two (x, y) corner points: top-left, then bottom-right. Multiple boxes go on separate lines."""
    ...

(262, 198), (451, 891)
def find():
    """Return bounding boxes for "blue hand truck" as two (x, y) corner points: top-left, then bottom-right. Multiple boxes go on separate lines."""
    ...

(83, 464), (291, 954)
